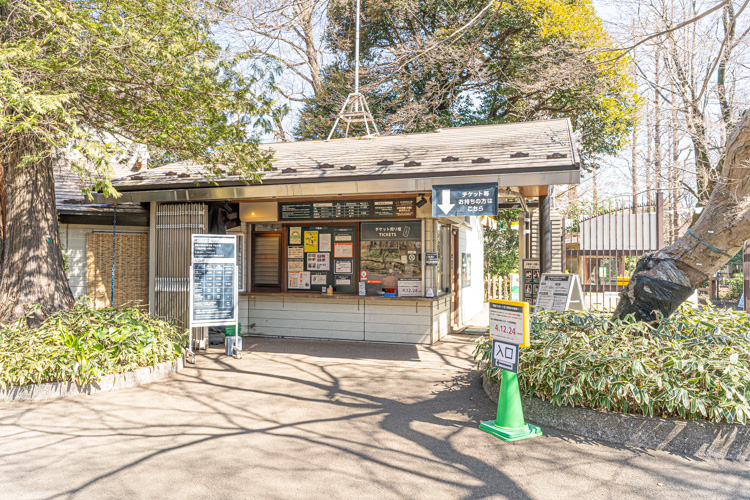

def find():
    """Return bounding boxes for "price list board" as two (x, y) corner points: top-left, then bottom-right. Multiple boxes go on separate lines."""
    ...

(280, 201), (370, 220)
(279, 199), (415, 220)
(372, 200), (416, 218)
(190, 235), (237, 328)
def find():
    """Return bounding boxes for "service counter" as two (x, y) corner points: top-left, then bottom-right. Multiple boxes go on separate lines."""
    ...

(238, 292), (453, 344)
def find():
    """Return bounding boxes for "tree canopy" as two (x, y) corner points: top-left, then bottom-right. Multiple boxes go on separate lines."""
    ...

(0, 0), (283, 322)
(1, 0), (281, 195)
(295, 0), (639, 169)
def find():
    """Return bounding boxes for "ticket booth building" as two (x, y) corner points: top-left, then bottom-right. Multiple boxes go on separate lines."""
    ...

(101, 119), (580, 345)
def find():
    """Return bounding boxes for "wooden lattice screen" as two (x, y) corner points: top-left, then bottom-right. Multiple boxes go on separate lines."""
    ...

(86, 233), (148, 309)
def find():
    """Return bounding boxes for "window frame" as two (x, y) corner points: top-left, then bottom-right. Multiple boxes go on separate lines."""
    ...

(251, 231), (282, 292)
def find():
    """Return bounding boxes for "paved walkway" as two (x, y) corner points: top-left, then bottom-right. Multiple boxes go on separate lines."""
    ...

(1, 336), (748, 499)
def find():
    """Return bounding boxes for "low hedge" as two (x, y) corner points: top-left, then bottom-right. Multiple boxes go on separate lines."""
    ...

(474, 306), (750, 424)
(0, 304), (186, 388)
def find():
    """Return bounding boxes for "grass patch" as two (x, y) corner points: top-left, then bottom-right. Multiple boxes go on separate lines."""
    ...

(474, 306), (750, 424)
(0, 303), (186, 388)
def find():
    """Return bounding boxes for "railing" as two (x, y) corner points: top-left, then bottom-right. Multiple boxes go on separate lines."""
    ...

(562, 193), (664, 297)
(484, 274), (508, 301)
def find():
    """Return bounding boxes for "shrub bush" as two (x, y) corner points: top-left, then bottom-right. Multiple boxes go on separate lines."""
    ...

(0, 303), (186, 389)
(474, 306), (750, 424)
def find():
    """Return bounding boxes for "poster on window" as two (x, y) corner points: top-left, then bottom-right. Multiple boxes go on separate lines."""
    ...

(311, 273), (328, 285)
(288, 271), (311, 289)
(288, 260), (303, 272)
(335, 275), (352, 286)
(334, 242), (353, 258)
(289, 227), (302, 245)
(304, 231), (318, 252)
(334, 260), (352, 274)
(319, 233), (332, 252)
(306, 252), (330, 271)
(288, 246), (304, 259)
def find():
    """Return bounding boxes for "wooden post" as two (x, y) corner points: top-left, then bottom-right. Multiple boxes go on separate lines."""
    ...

(656, 192), (665, 250)
(744, 240), (750, 312)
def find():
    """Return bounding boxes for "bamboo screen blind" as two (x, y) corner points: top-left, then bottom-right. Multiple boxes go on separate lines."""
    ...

(86, 233), (148, 309)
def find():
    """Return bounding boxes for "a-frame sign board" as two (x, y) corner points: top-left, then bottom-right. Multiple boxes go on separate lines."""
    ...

(535, 273), (585, 312)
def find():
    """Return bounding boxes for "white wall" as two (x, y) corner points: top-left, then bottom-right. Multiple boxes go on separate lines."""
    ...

(240, 294), (451, 344)
(459, 217), (485, 325)
(59, 224), (148, 301)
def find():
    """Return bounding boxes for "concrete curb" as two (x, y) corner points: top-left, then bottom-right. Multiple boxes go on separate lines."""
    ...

(482, 373), (750, 460)
(1, 356), (184, 403)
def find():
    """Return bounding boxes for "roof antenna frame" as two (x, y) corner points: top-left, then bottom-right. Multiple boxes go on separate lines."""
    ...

(327, 0), (379, 141)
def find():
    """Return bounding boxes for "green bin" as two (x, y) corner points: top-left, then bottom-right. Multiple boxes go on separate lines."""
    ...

(223, 324), (242, 337)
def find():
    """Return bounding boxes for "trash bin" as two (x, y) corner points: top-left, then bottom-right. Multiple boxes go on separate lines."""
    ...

(224, 324), (242, 356)
(223, 324), (242, 336)
(225, 335), (242, 356)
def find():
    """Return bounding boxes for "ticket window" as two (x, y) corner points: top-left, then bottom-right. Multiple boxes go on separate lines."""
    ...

(360, 221), (422, 296)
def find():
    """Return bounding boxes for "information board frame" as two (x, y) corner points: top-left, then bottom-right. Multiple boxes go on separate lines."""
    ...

(489, 299), (530, 347)
(534, 273), (585, 312)
(189, 234), (239, 328)
(490, 339), (519, 373)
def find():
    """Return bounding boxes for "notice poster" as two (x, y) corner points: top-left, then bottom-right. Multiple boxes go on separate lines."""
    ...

(288, 247), (304, 259)
(334, 242), (353, 258)
(289, 227), (302, 245)
(306, 252), (330, 271)
(319, 233), (332, 252)
(334, 260), (352, 274)
(304, 231), (318, 252)
(535, 274), (584, 311)
(311, 273), (328, 285)
(489, 299), (529, 347)
(288, 271), (311, 289)
(335, 275), (352, 286)
(398, 279), (422, 297)
(288, 260), (303, 272)
(334, 233), (352, 242)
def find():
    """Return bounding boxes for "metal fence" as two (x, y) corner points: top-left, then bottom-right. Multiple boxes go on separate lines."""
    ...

(562, 193), (664, 296)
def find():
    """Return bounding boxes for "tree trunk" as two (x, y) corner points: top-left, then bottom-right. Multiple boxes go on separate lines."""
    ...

(0, 136), (74, 324)
(614, 110), (750, 321)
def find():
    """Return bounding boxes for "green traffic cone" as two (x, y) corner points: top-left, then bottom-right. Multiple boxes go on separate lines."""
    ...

(479, 370), (542, 441)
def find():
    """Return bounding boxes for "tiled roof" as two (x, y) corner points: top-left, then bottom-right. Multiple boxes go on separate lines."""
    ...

(112, 118), (579, 192)
(54, 159), (147, 216)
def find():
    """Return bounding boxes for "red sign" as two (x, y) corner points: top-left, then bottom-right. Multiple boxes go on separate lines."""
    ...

(360, 270), (367, 279)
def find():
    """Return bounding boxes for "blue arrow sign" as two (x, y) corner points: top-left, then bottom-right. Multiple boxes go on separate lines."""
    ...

(432, 183), (498, 217)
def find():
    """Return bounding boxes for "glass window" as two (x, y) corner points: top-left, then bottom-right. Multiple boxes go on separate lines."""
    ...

(360, 221), (422, 295)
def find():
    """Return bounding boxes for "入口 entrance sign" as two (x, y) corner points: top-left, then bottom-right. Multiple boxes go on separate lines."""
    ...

(489, 299), (530, 347)
(535, 273), (585, 312)
(480, 298), (541, 441)
(431, 183), (498, 217)
(189, 234), (238, 328)
(490, 339), (519, 373)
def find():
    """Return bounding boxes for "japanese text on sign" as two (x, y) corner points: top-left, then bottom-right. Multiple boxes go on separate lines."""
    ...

(190, 235), (237, 328)
(491, 339), (519, 373)
(432, 183), (498, 217)
(489, 299), (529, 347)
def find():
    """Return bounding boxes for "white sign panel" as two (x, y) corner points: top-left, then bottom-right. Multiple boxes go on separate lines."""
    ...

(489, 300), (529, 347)
(398, 279), (422, 297)
(190, 235), (238, 328)
(535, 273), (585, 312)
(491, 339), (519, 373)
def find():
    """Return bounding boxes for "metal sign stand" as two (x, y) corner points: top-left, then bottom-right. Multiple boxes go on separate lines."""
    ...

(189, 234), (241, 360)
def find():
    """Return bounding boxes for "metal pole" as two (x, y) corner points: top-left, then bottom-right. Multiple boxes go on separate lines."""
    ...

(110, 203), (117, 308)
(539, 191), (552, 274)
(354, 0), (361, 95)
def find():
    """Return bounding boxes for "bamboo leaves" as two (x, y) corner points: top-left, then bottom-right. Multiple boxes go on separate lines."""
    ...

(0, 303), (185, 389)
(474, 305), (750, 424)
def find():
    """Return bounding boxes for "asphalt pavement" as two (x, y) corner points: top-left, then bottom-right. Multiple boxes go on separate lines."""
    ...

(1, 335), (748, 499)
